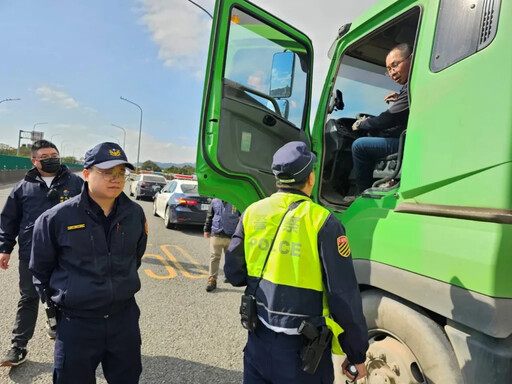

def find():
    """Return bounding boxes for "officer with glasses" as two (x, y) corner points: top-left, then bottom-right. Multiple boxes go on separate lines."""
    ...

(0, 140), (83, 367)
(348, 43), (412, 199)
(29, 142), (147, 383)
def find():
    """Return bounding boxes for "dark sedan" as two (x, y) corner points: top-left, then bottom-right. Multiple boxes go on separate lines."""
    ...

(129, 174), (168, 200)
(152, 180), (211, 229)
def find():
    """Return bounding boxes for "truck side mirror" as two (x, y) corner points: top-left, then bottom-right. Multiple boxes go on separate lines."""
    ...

(270, 51), (295, 98)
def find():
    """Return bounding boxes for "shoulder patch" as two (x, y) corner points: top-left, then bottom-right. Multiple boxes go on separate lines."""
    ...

(67, 224), (86, 231)
(337, 235), (351, 257)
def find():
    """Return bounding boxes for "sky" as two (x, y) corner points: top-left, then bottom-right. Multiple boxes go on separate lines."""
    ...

(0, 0), (378, 164)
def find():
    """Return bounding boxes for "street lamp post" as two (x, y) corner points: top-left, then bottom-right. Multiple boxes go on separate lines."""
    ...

(186, 0), (213, 18)
(111, 124), (127, 149)
(60, 141), (73, 157)
(0, 98), (21, 104)
(120, 97), (143, 172)
(32, 122), (48, 144)
(50, 133), (62, 143)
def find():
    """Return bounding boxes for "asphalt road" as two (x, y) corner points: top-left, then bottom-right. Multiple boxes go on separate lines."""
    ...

(0, 183), (246, 384)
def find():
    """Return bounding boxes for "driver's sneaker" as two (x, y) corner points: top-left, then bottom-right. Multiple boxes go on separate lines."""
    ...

(0, 346), (28, 367)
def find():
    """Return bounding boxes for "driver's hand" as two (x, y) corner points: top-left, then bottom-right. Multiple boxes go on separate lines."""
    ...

(351, 116), (368, 131)
(384, 92), (399, 104)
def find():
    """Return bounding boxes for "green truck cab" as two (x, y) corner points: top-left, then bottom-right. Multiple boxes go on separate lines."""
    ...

(196, 1), (511, 382)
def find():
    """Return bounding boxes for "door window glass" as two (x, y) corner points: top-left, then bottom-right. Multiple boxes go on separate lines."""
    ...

(225, 7), (309, 129)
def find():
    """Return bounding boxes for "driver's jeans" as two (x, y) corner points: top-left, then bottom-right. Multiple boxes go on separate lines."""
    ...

(352, 137), (399, 193)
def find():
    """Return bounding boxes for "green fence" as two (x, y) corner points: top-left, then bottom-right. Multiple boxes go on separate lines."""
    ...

(0, 154), (82, 170)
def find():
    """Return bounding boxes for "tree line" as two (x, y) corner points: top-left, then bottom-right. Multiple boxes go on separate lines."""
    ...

(140, 160), (195, 175)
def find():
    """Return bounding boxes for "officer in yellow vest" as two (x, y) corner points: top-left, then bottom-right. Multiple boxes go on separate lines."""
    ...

(225, 141), (368, 383)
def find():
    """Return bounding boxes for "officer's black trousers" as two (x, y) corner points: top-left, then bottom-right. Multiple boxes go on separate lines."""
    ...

(12, 260), (39, 348)
(53, 300), (142, 384)
(243, 324), (334, 384)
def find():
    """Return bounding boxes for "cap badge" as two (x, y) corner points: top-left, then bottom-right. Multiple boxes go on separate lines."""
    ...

(109, 149), (121, 157)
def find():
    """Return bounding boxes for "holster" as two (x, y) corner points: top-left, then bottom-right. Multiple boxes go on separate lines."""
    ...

(299, 321), (332, 374)
(240, 294), (258, 331)
(42, 288), (58, 331)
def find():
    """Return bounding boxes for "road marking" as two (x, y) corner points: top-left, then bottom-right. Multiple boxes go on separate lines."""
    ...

(142, 253), (178, 279)
(142, 244), (208, 280)
(161, 244), (208, 279)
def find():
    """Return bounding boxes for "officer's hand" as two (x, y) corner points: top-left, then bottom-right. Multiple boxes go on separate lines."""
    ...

(204, 232), (211, 238)
(342, 358), (367, 382)
(0, 253), (10, 270)
(384, 92), (399, 104)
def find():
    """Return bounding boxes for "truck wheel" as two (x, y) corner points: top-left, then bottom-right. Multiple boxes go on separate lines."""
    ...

(361, 290), (463, 384)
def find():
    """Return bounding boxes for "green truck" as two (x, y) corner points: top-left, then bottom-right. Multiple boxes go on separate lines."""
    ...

(196, 0), (511, 382)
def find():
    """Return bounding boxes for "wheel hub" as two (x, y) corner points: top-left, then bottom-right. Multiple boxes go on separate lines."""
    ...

(365, 334), (425, 384)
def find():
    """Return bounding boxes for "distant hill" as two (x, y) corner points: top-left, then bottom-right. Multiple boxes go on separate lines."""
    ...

(135, 161), (195, 169)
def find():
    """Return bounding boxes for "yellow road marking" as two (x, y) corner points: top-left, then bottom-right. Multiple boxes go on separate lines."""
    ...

(161, 244), (208, 279)
(142, 253), (177, 279)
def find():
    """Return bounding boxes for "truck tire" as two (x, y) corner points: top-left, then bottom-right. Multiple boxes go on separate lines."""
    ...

(361, 289), (463, 384)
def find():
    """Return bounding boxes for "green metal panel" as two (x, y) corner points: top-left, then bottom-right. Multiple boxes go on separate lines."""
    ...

(0, 154), (33, 170)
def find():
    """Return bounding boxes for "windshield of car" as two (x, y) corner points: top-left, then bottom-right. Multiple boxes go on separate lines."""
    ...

(181, 183), (198, 194)
(143, 175), (167, 183)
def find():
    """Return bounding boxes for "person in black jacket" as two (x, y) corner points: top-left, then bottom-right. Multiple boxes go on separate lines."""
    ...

(350, 43), (412, 194)
(0, 140), (83, 367)
(29, 142), (147, 384)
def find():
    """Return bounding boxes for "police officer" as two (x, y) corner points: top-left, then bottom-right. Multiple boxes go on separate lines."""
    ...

(29, 142), (148, 384)
(0, 140), (83, 367)
(204, 199), (240, 292)
(225, 141), (368, 383)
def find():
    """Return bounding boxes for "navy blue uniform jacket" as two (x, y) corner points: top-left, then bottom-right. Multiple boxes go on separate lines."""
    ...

(225, 189), (369, 364)
(29, 185), (147, 317)
(0, 166), (83, 261)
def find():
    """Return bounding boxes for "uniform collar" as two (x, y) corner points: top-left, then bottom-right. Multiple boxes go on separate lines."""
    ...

(25, 165), (69, 185)
(276, 188), (309, 198)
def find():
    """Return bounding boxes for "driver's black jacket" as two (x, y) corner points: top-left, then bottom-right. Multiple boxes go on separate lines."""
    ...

(29, 184), (147, 318)
(0, 165), (83, 260)
(359, 84), (409, 138)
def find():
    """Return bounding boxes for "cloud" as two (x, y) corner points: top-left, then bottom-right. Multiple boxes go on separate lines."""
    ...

(138, 0), (212, 75)
(35, 86), (79, 109)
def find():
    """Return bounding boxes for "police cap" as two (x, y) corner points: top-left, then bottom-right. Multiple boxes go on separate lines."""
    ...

(83, 142), (135, 170)
(272, 141), (316, 184)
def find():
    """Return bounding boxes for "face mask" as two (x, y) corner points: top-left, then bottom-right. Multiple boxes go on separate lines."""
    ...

(40, 158), (61, 174)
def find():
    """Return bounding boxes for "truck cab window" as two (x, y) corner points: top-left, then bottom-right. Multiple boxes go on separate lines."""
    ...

(319, 7), (420, 207)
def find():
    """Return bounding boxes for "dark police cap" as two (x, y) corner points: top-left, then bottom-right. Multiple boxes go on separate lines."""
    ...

(83, 142), (135, 170)
(272, 141), (317, 184)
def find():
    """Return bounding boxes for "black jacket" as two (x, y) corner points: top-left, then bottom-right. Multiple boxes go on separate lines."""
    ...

(0, 165), (83, 260)
(29, 185), (147, 318)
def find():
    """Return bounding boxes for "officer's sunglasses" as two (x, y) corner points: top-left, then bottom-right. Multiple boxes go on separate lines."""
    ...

(93, 169), (126, 181)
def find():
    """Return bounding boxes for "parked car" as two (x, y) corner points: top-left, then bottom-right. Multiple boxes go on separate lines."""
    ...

(153, 179), (211, 229)
(129, 174), (167, 200)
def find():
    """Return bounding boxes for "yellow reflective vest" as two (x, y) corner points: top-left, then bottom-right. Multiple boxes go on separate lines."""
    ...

(243, 192), (344, 354)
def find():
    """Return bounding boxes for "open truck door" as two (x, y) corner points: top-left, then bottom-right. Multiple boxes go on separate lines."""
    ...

(196, 0), (314, 211)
